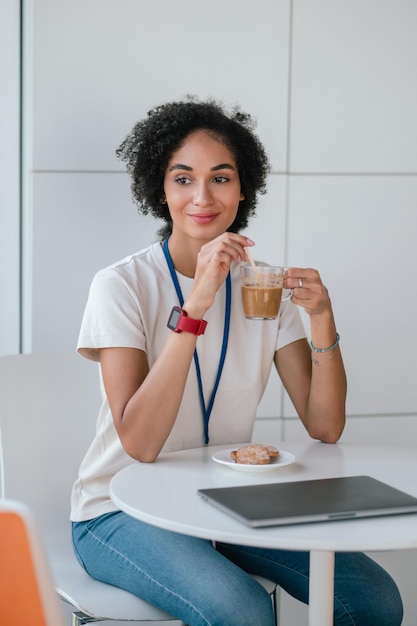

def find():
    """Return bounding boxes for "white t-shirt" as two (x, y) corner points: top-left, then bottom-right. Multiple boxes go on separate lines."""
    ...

(71, 242), (306, 521)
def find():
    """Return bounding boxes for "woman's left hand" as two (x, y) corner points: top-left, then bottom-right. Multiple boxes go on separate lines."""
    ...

(284, 267), (331, 316)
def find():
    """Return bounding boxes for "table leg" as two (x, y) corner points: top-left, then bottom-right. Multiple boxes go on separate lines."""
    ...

(308, 550), (335, 626)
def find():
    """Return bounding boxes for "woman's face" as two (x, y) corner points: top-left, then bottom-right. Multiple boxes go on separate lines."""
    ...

(163, 129), (244, 243)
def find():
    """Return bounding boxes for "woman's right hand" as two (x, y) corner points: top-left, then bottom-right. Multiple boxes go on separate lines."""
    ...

(183, 233), (254, 318)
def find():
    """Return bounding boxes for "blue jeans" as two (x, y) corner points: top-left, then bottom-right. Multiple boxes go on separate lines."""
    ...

(72, 511), (403, 626)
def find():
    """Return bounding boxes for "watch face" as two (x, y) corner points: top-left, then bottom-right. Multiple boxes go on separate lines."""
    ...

(167, 306), (182, 331)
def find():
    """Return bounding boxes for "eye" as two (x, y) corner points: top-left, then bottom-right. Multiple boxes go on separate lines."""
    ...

(212, 175), (229, 184)
(175, 176), (191, 185)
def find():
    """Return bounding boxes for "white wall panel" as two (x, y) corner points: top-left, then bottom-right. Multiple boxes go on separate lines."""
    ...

(31, 172), (161, 352)
(290, 0), (417, 173)
(241, 175), (288, 266)
(0, 0), (21, 356)
(252, 417), (283, 443)
(283, 414), (417, 446)
(341, 414), (417, 446)
(32, 0), (290, 173)
(284, 175), (417, 416)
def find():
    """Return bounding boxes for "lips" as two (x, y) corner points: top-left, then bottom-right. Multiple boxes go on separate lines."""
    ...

(189, 213), (219, 224)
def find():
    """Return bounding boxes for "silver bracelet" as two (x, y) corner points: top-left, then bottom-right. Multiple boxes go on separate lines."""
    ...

(311, 350), (337, 366)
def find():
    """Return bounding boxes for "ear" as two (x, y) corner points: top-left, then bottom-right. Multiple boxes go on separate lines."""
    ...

(240, 192), (245, 201)
(161, 195), (167, 204)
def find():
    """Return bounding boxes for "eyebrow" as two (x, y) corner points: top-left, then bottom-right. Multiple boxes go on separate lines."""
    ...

(168, 163), (237, 172)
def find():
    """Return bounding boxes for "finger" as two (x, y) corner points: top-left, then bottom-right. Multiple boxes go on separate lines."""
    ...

(285, 268), (305, 290)
(203, 235), (253, 264)
(286, 267), (319, 280)
(222, 234), (255, 261)
(284, 275), (308, 291)
(215, 232), (255, 249)
(285, 268), (324, 292)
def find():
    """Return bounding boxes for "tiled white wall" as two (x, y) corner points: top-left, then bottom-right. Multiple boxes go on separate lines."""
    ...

(2, 1), (417, 624)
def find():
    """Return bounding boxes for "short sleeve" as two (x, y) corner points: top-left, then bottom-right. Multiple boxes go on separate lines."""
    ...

(77, 268), (146, 361)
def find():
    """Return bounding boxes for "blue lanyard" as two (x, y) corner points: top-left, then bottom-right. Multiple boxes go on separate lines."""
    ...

(163, 239), (231, 444)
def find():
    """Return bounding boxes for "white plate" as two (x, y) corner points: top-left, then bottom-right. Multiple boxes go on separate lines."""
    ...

(212, 448), (295, 473)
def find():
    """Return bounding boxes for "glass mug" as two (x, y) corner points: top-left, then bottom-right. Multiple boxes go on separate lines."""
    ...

(240, 265), (293, 320)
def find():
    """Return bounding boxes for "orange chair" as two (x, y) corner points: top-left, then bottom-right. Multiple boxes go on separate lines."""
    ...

(0, 499), (66, 626)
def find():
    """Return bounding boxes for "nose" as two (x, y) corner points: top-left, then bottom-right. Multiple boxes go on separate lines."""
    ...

(193, 182), (213, 207)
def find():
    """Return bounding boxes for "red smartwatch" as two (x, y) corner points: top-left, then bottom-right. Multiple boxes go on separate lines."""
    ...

(167, 306), (207, 335)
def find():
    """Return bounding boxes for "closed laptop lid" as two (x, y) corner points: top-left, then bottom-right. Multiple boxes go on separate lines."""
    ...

(198, 475), (417, 528)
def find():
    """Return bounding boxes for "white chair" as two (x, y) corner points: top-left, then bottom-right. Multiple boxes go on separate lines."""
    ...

(0, 498), (67, 626)
(0, 352), (279, 625)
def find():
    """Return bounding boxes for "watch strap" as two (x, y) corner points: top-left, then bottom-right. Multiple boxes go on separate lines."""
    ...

(177, 312), (207, 335)
(168, 306), (207, 335)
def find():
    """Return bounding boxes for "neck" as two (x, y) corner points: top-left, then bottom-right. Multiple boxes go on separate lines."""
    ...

(165, 234), (205, 278)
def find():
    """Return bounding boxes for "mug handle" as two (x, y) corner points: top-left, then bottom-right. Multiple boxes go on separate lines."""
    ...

(282, 288), (294, 302)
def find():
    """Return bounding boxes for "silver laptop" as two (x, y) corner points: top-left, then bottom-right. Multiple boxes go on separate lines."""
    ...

(198, 475), (417, 528)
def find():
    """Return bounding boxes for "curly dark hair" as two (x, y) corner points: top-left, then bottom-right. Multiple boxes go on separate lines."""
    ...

(116, 96), (270, 239)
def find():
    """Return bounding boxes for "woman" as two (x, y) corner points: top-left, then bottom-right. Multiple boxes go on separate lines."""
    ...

(71, 98), (403, 625)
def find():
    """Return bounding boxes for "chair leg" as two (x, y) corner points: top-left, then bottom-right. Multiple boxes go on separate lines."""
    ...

(272, 586), (281, 626)
(72, 611), (103, 625)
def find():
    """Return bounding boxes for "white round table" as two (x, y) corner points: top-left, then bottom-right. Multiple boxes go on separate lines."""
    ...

(110, 440), (417, 626)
